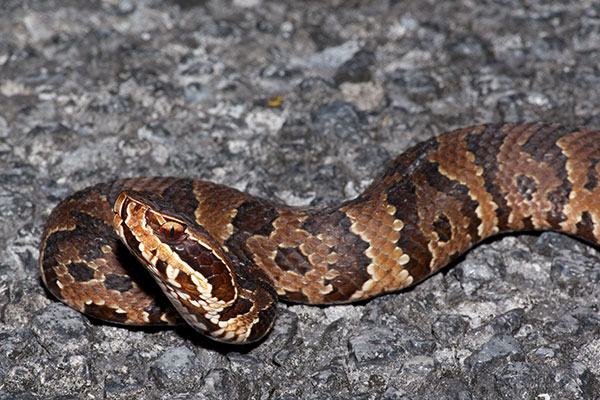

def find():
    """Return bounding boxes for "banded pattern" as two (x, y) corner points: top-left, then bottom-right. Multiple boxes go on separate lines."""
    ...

(39, 122), (600, 343)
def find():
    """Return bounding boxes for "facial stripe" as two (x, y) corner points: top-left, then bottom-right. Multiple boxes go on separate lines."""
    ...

(113, 191), (275, 343)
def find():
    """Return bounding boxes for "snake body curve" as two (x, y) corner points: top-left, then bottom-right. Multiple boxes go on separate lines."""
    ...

(39, 122), (600, 343)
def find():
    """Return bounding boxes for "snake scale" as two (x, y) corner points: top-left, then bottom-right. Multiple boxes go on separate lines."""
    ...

(39, 122), (600, 343)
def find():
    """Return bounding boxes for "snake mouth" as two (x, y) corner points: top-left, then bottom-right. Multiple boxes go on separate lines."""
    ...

(113, 191), (158, 263)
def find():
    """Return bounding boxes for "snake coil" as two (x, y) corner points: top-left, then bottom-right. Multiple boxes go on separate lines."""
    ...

(39, 122), (600, 343)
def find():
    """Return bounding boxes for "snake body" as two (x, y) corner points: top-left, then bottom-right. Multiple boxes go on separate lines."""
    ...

(39, 122), (600, 343)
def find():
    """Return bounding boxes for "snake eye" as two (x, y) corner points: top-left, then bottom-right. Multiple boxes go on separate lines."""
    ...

(160, 221), (185, 240)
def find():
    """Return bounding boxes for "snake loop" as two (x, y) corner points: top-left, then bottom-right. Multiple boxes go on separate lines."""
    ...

(39, 122), (600, 343)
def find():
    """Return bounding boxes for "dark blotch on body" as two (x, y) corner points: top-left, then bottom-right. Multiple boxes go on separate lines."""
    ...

(104, 274), (133, 292)
(84, 302), (129, 323)
(433, 214), (452, 242)
(584, 162), (599, 192)
(275, 247), (313, 274)
(516, 175), (536, 201)
(67, 262), (95, 282)
(576, 211), (596, 243)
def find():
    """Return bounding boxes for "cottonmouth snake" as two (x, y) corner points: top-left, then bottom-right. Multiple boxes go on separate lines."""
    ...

(39, 122), (600, 343)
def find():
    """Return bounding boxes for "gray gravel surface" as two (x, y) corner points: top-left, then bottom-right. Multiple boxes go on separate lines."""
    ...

(2, 0), (600, 399)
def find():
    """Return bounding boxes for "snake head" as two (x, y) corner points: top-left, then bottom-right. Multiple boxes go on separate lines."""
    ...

(113, 190), (276, 343)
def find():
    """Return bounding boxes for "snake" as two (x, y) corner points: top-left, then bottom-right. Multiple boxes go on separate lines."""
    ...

(39, 122), (600, 344)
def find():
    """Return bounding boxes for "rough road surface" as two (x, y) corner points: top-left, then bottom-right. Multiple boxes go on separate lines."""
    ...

(1, 1), (600, 399)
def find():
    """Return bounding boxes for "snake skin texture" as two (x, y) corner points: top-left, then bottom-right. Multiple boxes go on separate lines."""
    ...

(39, 122), (600, 343)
